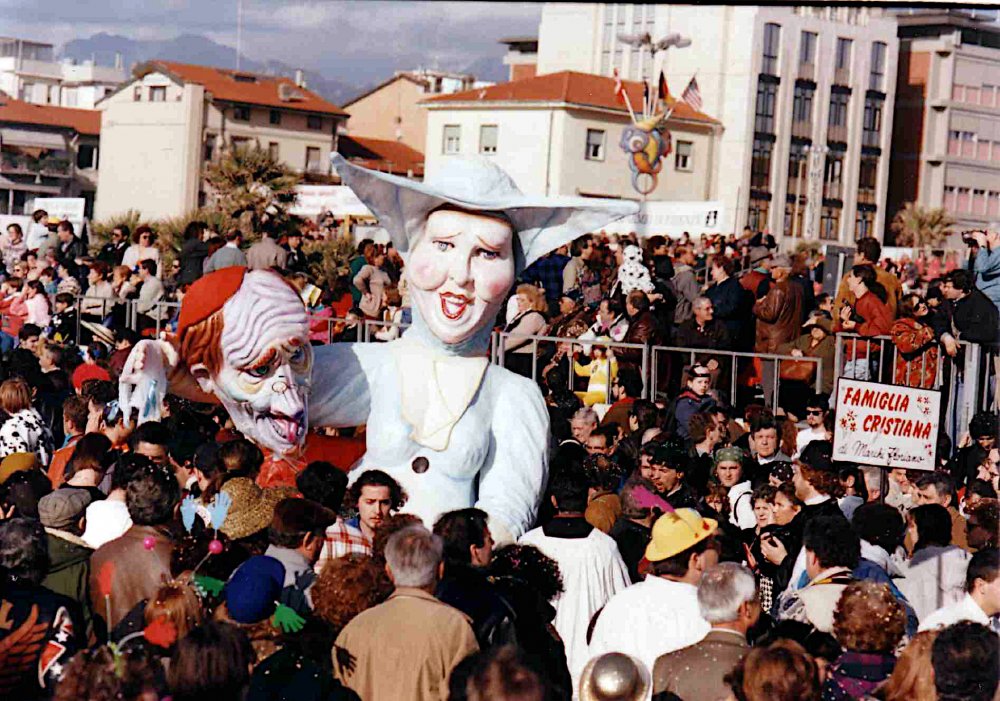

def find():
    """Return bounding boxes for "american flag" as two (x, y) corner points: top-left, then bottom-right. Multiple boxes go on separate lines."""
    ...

(681, 76), (702, 111)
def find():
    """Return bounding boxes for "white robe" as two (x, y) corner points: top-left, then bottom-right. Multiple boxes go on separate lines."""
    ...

(309, 338), (550, 541)
(518, 526), (630, 696)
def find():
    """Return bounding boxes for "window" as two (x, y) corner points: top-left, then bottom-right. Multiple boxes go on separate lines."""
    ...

(828, 91), (849, 129)
(46, 85), (56, 104)
(675, 140), (693, 171)
(20, 82), (34, 102)
(862, 95), (883, 147)
(952, 84), (965, 102)
(204, 135), (216, 162)
(268, 142), (279, 160)
(149, 86), (166, 102)
(799, 31), (817, 65)
(857, 155), (878, 205)
(978, 139), (991, 160)
(586, 129), (605, 160)
(787, 143), (808, 199)
(231, 136), (251, 148)
(232, 105), (251, 121)
(974, 189), (987, 214)
(957, 187), (971, 212)
(966, 85), (981, 105)
(854, 208), (875, 238)
(982, 84), (996, 107)
(443, 125), (461, 154)
(748, 197), (770, 232)
(820, 205), (841, 241)
(64, 87), (78, 107)
(785, 201), (805, 238)
(305, 146), (322, 173)
(751, 137), (773, 190)
(869, 42), (887, 92)
(793, 83), (814, 124)
(989, 191), (1000, 217)
(479, 125), (498, 154)
(307, 115), (323, 130)
(960, 131), (976, 158)
(755, 79), (778, 134)
(762, 23), (781, 75)
(835, 38), (852, 72)
(823, 152), (844, 201)
(76, 144), (97, 170)
(943, 185), (957, 211)
(270, 110), (281, 125)
(600, 5), (614, 74)
(133, 86), (142, 102)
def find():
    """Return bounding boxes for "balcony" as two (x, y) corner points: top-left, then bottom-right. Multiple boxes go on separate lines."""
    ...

(0, 150), (72, 177)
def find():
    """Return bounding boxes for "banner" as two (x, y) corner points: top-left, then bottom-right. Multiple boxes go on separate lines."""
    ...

(31, 197), (86, 233)
(832, 378), (941, 471)
(291, 185), (374, 218)
(597, 201), (724, 238)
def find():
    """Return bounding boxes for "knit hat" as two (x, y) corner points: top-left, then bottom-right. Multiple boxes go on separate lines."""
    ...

(579, 652), (651, 701)
(176, 267), (247, 337)
(38, 488), (94, 530)
(713, 446), (745, 466)
(644, 508), (718, 562)
(224, 555), (285, 624)
(0, 452), (38, 484)
(220, 477), (297, 540)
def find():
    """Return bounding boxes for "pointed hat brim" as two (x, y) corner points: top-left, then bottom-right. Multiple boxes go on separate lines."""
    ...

(331, 153), (638, 272)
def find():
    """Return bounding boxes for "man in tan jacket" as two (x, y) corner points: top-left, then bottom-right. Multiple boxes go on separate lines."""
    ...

(334, 525), (478, 701)
(653, 563), (759, 700)
(833, 236), (900, 321)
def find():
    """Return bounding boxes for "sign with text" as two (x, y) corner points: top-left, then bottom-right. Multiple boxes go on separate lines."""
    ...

(291, 185), (374, 218)
(31, 197), (86, 233)
(832, 379), (941, 471)
(598, 201), (725, 238)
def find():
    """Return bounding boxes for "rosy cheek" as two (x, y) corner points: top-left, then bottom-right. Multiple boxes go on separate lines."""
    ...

(408, 253), (447, 291)
(478, 264), (515, 302)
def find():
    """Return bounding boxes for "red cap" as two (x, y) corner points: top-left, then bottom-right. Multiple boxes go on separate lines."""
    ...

(176, 267), (247, 337)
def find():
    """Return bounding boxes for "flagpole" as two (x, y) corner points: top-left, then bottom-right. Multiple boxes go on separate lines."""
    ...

(621, 90), (638, 123)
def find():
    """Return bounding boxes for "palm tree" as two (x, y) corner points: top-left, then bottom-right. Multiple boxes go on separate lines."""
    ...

(889, 203), (954, 248)
(204, 143), (302, 237)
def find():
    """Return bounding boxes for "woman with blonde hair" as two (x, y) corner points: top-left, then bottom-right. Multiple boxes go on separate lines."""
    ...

(872, 630), (938, 701)
(503, 283), (549, 378)
(0, 377), (53, 464)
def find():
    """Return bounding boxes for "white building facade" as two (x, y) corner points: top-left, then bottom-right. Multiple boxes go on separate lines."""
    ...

(0, 38), (126, 109)
(422, 71), (720, 203)
(535, 4), (900, 244)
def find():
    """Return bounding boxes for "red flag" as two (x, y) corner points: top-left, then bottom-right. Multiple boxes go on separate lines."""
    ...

(681, 76), (703, 112)
(658, 72), (670, 101)
(612, 68), (626, 106)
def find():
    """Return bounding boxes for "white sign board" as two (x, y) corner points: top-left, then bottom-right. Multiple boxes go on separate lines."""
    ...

(32, 197), (86, 233)
(291, 185), (374, 218)
(598, 201), (724, 238)
(832, 378), (941, 471)
(352, 224), (390, 245)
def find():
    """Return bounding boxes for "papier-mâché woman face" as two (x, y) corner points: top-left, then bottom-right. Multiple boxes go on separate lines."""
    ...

(407, 208), (515, 345)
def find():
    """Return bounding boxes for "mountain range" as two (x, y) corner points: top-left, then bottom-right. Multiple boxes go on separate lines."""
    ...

(59, 32), (507, 107)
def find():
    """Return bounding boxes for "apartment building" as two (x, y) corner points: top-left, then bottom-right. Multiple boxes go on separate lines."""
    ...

(0, 94), (100, 215)
(95, 60), (347, 220)
(534, 4), (900, 243)
(422, 70), (720, 202)
(342, 69), (484, 153)
(0, 37), (126, 109)
(887, 10), (1000, 241)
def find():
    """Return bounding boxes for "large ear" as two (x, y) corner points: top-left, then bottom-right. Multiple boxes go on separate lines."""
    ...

(189, 363), (215, 395)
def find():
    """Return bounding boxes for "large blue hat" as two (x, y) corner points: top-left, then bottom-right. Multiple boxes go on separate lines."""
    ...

(225, 555), (285, 624)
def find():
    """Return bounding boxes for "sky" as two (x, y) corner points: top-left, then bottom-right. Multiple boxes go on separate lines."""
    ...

(0, 0), (542, 81)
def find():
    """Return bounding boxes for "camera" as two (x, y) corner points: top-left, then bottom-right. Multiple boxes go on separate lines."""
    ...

(962, 229), (985, 245)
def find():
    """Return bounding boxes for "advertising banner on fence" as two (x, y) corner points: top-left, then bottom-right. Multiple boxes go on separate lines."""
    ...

(598, 201), (725, 238)
(832, 379), (941, 471)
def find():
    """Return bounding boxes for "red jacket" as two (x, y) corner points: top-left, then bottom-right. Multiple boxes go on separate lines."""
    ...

(851, 291), (893, 337)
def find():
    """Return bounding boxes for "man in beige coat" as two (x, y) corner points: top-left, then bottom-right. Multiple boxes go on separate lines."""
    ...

(653, 563), (760, 700)
(334, 525), (478, 701)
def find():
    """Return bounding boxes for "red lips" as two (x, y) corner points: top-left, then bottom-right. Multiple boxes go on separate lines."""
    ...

(439, 292), (471, 320)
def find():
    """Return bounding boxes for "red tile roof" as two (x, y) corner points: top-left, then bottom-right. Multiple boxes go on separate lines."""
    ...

(0, 94), (101, 135)
(141, 60), (348, 117)
(425, 70), (719, 124)
(338, 135), (424, 177)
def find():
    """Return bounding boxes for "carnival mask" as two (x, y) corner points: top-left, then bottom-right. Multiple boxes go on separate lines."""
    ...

(191, 273), (312, 455)
(407, 209), (515, 345)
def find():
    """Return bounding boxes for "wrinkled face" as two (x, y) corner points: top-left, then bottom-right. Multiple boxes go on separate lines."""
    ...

(694, 301), (714, 324)
(915, 484), (949, 508)
(716, 460), (743, 488)
(196, 273), (312, 455)
(754, 499), (775, 529)
(408, 209), (515, 345)
(571, 417), (596, 444)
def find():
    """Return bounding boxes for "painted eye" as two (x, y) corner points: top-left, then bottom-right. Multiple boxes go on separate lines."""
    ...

(290, 347), (306, 364)
(244, 364), (270, 379)
(434, 240), (453, 252)
(478, 249), (499, 261)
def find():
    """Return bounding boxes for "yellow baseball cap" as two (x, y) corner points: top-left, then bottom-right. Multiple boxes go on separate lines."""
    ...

(644, 508), (718, 562)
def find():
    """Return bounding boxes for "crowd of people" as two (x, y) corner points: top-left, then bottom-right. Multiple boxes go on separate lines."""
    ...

(0, 208), (996, 701)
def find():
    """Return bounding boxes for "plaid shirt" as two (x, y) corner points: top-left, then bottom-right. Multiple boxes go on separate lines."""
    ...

(521, 253), (570, 300)
(315, 517), (371, 573)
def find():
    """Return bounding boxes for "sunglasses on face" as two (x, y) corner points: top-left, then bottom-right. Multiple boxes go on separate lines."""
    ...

(806, 409), (824, 416)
